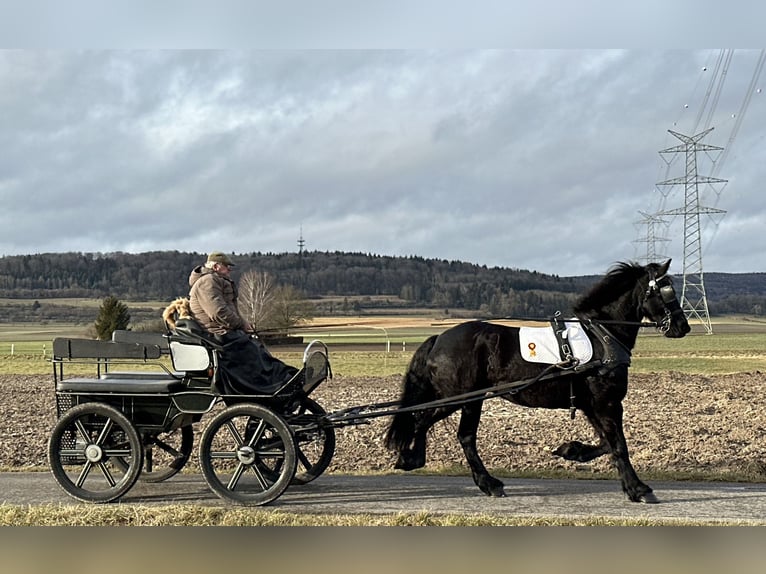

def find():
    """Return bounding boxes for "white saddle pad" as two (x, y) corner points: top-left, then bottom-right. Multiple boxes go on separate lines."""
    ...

(519, 321), (593, 365)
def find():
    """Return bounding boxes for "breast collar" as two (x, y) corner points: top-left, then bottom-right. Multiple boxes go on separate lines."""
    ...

(582, 320), (632, 374)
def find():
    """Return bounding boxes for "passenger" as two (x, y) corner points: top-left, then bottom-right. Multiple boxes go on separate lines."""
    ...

(188, 251), (299, 394)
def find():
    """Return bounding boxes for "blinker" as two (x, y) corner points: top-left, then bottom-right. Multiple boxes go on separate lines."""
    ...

(659, 284), (676, 304)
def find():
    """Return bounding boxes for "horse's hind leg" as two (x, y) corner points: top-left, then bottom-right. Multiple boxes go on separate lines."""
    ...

(394, 407), (454, 471)
(458, 402), (505, 497)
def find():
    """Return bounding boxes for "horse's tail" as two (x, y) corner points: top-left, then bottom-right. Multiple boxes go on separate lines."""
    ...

(384, 334), (438, 451)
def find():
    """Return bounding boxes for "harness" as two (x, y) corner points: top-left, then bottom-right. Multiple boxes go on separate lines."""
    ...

(548, 315), (633, 419)
(329, 268), (683, 428)
(324, 317), (641, 428)
(546, 269), (677, 419)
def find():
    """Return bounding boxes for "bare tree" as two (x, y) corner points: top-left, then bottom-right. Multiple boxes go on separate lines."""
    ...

(238, 270), (275, 332)
(270, 285), (315, 333)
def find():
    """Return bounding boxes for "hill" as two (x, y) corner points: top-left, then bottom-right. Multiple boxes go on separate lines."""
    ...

(0, 251), (763, 321)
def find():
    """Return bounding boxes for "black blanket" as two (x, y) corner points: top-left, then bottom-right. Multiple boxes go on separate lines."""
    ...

(216, 331), (299, 395)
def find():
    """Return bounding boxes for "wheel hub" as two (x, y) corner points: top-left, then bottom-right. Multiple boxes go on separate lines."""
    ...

(237, 445), (256, 465)
(84, 444), (103, 463)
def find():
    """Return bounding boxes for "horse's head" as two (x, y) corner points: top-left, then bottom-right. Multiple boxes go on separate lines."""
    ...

(642, 259), (691, 338)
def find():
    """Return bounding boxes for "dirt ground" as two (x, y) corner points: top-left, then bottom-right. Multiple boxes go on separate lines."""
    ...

(4, 370), (766, 480)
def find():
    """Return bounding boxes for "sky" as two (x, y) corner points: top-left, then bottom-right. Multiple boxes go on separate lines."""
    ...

(1, 4), (765, 277)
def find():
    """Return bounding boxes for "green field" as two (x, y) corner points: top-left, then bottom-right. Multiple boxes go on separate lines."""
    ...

(2, 315), (765, 376)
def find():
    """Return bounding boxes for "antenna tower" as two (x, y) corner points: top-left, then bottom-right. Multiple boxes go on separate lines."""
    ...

(297, 227), (306, 289)
(656, 128), (727, 334)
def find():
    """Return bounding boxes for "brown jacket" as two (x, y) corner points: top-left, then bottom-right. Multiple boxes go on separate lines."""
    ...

(188, 265), (248, 336)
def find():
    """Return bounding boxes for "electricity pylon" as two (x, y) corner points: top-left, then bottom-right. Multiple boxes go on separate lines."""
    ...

(633, 210), (670, 265)
(656, 128), (727, 334)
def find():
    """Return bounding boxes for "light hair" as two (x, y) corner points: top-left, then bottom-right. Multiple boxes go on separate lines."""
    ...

(204, 261), (218, 269)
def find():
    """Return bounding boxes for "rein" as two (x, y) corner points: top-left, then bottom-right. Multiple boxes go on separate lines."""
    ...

(490, 315), (659, 329)
(322, 361), (577, 426)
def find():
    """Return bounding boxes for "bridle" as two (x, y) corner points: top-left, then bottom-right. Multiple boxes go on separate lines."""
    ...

(643, 272), (684, 334)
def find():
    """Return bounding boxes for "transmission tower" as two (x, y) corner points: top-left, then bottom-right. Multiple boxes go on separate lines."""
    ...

(633, 210), (670, 265)
(656, 128), (727, 334)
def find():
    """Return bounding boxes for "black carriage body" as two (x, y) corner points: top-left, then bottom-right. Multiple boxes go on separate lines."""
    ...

(55, 382), (200, 431)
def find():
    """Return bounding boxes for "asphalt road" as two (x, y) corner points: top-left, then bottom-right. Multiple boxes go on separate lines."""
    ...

(3, 472), (766, 524)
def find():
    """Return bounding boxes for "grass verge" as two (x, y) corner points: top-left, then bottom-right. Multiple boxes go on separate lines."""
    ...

(1, 503), (758, 526)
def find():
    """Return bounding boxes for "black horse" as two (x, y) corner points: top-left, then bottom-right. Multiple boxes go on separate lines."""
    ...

(385, 260), (690, 503)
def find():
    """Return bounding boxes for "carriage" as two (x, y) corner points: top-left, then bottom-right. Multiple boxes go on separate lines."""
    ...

(49, 323), (336, 506)
(48, 260), (691, 506)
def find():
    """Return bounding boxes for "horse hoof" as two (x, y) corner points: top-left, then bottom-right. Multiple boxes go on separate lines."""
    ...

(639, 492), (659, 504)
(482, 486), (506, 498)
(394, 456), (425, 471)
(627, 491), (659, 504)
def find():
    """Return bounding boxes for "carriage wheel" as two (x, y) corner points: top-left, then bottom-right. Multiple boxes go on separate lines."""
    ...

(290, 398), (336, 485)
(113, 424), (194, 483)
(48, 402), (143, 503)
(199, 404), (296, 506)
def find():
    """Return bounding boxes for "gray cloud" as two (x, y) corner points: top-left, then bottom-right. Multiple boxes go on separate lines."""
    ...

(1, 49), (764, 276)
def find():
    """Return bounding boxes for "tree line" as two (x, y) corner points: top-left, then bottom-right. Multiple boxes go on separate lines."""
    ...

(0, 251), (764, 318)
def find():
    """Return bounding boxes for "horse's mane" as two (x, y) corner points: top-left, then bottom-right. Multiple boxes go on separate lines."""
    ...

(573, 261), (648, 317)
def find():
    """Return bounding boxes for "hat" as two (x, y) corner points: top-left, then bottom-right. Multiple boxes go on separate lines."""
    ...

(207, 251), (236, 267)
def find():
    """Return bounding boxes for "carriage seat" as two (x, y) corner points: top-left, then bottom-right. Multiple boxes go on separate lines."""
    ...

(56, 377), (185, 394)
(100, 371), (181, 380)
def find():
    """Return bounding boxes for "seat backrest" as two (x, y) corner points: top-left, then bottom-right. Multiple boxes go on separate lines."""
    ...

(52, 338), (163, 360)
(111, 330), (170, 353)
(171, 318), (222, 347)
(169, 340), (213, 372)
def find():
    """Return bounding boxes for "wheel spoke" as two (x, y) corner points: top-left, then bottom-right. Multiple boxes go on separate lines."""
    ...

(254, 449), (285, 461)
(296, 447), (311, 469)
(153, 438), (181, 459)
(226, 463), (247, 490)
(75, 461), (93, 487)
(246, 419), (266, 447)
(103, 447), (133, 457)
(224, 420), (245, 446)
(73, 419), (91, 443)
(209, 450), (238, 460)
(95, 418), (115, 446)
(96, 462), (117, 487)
(245, 462), (269, 490)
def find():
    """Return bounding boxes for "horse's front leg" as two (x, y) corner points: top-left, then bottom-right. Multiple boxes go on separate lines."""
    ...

(552, 439), (610, 462)
(589, 402), (658, 504)
(458, 402), (505, 497)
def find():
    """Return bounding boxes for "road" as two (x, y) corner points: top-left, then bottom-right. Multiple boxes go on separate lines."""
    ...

(3, 472), (766, 524)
